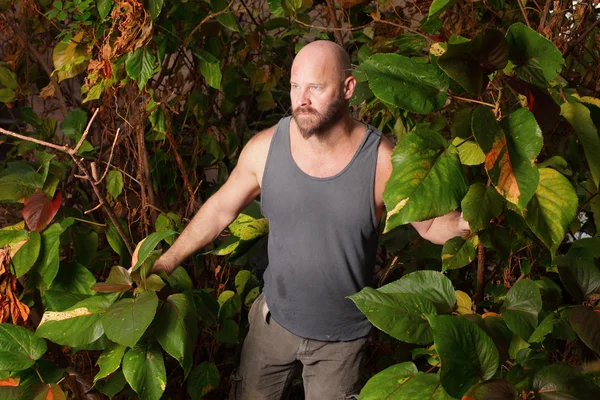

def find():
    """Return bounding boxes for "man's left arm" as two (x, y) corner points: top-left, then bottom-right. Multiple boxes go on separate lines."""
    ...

(375, 137), (470, 245)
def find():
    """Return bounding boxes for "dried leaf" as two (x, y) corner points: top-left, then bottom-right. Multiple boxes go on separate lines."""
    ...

(39, 83), (56, 99)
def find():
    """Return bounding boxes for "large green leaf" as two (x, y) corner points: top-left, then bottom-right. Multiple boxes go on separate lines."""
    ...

(50, 263), (96, 295)
(463, 379), (516, 400)
(428, 315), (500, 398)
(187, 362), (220, 400)
(349, 288), (436, 345)
(122, 341), (166, 400)
(94, 341), (127, 383)
(567, 238), (600, 260)
(472, 107), (541, 210)
(441, 234), (479, 271)
(102, 291), (158, 347)
(461, 183), (504, 232)
(29, 218), (75, 290)
(561, 102), (600, 187)
(35, 296), (113, 347)
(125, 47), (156, 89)
(555, 256), (600, 303)
(211, 0), (239, 32)
(383, 127), (468, 232)
(359, 54), (449, 114)
(359, 361), (454, 399)
(438, 29), (508, 96)
(453, 137), (485, 165)
(378, 270), (456, 314)
(132, 230), (178, 271)
(533, 363), (600, 399)
(569, 306), (600, 355)
(500, 279), (542, 341)
(147, 0), (163, 19)
(97, 0), (113, 19)
(524, 168), (578, 255)
(0, 162), (44, 201)
(505, 23), (564, 87)
(153, 293), (198, 378)
(11, 231), (41, 278)
(0, 324), (47, 371)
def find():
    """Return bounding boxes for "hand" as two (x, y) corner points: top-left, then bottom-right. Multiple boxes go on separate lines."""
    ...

(151, 257), (176, 276)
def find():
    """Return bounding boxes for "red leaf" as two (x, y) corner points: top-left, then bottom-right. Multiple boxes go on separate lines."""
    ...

(0, 377), (20, 387)
(22, 191), (62, 232)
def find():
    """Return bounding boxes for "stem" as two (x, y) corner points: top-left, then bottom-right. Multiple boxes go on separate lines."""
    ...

(184, 0), (236, 46)
(475, 242), (485, 306)
(71, 109), (99, 155)
(0, 127), (69, 152)
(564, 18), (600, 58)
(538, 0), (552, 32)
(517, 0), (532, 28)
(451, 95), (495, 108)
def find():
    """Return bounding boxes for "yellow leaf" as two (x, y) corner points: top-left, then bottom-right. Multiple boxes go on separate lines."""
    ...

(455, 290), (472, 315)
(52, 32), (89, 82)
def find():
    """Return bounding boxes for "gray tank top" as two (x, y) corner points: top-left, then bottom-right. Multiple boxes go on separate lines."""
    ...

(261, 116), (381, 341)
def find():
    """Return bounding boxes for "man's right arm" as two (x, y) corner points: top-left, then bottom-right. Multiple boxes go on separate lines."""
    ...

(152, 128), (273, 274)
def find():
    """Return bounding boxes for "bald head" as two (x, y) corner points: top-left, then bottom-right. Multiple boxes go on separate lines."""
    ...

(293, 41), (351, 80)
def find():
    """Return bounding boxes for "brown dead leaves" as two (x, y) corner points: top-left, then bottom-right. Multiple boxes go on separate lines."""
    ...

(0, 247), (30, 325)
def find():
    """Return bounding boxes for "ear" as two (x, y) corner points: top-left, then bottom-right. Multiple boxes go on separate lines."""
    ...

(342, 75), (356, 100)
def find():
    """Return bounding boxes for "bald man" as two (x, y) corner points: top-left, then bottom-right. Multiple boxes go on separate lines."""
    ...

(152, 41), (469, 399)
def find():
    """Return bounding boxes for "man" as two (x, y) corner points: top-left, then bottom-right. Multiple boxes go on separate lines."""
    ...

(152, 40), (470, 399)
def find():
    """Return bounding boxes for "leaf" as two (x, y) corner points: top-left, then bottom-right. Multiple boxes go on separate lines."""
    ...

(438, 30), (508, 96)
(210, 0), (239, 32)
(126, 47), (156, 90)
(122, 341), (166, 400)
(456, 290), (472, 315)
(359, 361), (454, 399)
(0, 88), (15, 103)
(212, 319), (239, 344)
(11, 231), (41, 278)
(92, 265), (133, 293)
(472, 107), (541, 210)
(94, 341), (127, 383)
(187, 362), (220, 400)
(505, 23), (565, 87)
(147, 0), (163, 19)
(350, 288), (436, 345)
(153, 293), (198, 378)
(228, 214), (269, 240)
(52, 31), (89, 82)
(95, 369), (127, 397)
(195, 51), (222, 89)
(131, 230), (177, 271)
(0, 162), (44, 201)
(461, 183), (504, 232)
(524, 168), (578, 255)
(0, 67), (18, 89)
(383, 126), (468, 232)
(533, 363), (600, 399)
(378, 270), (456, 314)
(500, 279), (542, 341)
(428, 0), (458, 16)
(463, 379), (516, 400)
(191, 290), (219, 328)
(29, 218), (74, 290)
(60, 109), (87, 139)
(106, 170), (123, 199)
(453, 137), (485, 165)
(555, 256), (600, 303)
(102, 291), (158, 347)
(428, 315), (500, 398)
(359, 54), (449, 114)
(567, 238), (600, 260)
(561, 102), (600, 187)
(441, 234), (479, 271)
(42, 291), (91, 312)
(50, 262), (97, 295)
(0, 324), (47, 371)
(569, 306), (600, 355)
(35, 296), (113, 347)
(22, 191), (62, 232)
(167, 267), (193, 292)
(97, 0), (113, 19)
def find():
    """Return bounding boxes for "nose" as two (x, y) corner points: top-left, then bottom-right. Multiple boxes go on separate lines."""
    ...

(297, 87), (310, 107)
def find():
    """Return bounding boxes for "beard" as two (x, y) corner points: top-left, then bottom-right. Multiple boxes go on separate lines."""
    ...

(292, 92), (346, 138)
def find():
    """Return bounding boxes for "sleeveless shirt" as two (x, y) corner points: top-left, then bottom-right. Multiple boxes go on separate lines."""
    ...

(260, 116), (382, 341)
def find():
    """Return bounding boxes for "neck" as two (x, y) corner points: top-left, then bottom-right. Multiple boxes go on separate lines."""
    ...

(292, 113), (357, 152)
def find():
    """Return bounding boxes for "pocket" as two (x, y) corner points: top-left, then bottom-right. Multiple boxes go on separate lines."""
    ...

(229, 368), (243, 399)
(248, 292), (264, 325)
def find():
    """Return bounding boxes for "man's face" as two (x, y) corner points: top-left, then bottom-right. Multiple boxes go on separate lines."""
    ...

(289, 57), (349, 138)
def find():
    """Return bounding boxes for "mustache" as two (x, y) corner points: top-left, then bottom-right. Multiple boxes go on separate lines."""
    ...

(293, 107), (319, 115)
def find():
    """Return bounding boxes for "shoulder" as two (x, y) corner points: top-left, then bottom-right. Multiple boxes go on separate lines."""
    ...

(236, 124), (277, 181)
(376, 134), (394, 178)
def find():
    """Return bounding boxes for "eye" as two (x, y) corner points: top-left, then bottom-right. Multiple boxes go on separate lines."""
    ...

(310, 85), (321, 91)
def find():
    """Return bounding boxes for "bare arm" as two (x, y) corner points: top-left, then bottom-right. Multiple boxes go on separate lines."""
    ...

(152, 128), (273, 274)
(374, 137), (470, 245)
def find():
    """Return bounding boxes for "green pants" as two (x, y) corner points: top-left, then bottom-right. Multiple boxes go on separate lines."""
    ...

(230, 293), (368, 400)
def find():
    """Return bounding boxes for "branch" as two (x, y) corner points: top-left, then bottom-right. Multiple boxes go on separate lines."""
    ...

(517, 0), (532, 28)
(563, 17), (600, 58)
(450, 95), (495, 108)
(324, 0), (344, 45)
(71, 108), (99, 155)
(0, 128), (69, 152)
(97, 128), (120, 184)
(474, 242), (485, 308)
(184, 0), (236, 46)
(538, 0), (552, 32)
(2, 14), (69, 116)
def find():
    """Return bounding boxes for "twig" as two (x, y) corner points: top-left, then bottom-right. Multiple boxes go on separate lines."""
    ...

(378, 256), (400, 287)
(368, 17), (433, 42)
(564, 18), (600, 58)
(72, 217), (105, 227)
(184, 0), (236, 46)
(517, 0), (532, 28)
(475, 242), (485, 307)
(97, 128), (120, 184)
(71, 108), (99, 155)
(0, 127), (68, 152)
(83, 203), (103, 215)
(538, 0), (552, 32)
(451, 95), (496, 108)
(291, 16), (372, 32)
(324, 0), (344, 45)
(2, 14), (68, 116)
